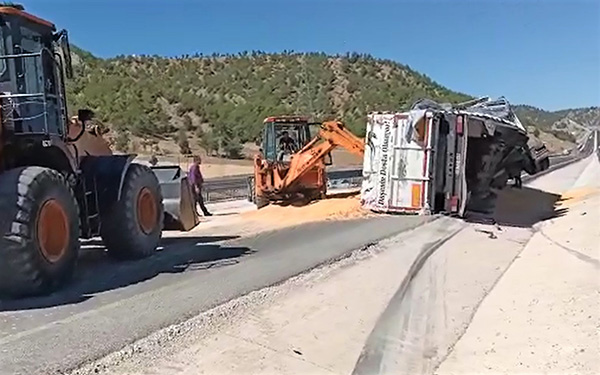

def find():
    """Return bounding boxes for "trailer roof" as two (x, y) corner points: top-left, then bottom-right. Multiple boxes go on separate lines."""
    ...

(0, 7), (55, 30)
(409, 96), (527, 133)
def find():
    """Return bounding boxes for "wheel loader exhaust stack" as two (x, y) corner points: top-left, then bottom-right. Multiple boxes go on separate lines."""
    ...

(0, 5), (197, 298)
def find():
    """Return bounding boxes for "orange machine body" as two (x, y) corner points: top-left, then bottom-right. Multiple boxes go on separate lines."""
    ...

(253, 118), (365, 206)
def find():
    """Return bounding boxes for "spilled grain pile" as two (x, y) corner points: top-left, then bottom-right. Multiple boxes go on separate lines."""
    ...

(557, 187), (600, 208)
(241, 193), (373, 228)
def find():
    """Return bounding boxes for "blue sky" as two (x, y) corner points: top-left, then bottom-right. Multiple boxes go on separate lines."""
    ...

(22, 0), (600, 111)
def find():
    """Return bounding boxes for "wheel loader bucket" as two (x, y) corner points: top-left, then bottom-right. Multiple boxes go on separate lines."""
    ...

(150, 165), (200, 231)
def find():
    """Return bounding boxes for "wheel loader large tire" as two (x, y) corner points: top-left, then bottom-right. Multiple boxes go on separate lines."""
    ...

(0, 167), (80, 298)
(100, 163), (164, 260)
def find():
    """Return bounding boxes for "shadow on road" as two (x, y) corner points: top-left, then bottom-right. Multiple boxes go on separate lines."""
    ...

(0, 235), (249, 311)
(467, 186), (567, 227)
(159, 235), (238, 246)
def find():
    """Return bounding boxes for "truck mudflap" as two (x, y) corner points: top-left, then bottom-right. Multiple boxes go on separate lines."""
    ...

(150, 165), (200, 231)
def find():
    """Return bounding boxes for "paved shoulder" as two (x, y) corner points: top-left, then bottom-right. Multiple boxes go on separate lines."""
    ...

(0, 215), (426, 375)
(437, 177), (600, 374)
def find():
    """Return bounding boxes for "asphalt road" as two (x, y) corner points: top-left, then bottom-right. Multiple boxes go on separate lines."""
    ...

(0, 132), (595, 375)
(0, 215), (429, 375)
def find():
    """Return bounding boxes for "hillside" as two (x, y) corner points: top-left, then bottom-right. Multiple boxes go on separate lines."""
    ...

(66, 50), (471, 157)
(514, 105), (599, 144)
(514, 105), (600, 130)
(66, 48), (596, 159)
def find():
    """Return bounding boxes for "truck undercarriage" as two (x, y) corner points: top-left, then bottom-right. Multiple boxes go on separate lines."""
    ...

(419, 97), (550, 215)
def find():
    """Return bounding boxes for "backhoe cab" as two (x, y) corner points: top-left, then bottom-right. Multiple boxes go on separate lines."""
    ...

(250, 116), (364, 208)
(0, 5), (188, 298)
(260, 116), (316, 162)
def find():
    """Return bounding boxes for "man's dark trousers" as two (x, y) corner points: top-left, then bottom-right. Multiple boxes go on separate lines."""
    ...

(194, 188), (211, 216)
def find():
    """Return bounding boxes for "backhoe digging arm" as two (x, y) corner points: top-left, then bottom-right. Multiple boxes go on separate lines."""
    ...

(277, 121), (364, 191)
(319, 120), (365, 157)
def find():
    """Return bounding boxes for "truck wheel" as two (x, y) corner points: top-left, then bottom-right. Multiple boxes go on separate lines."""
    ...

(539, 157), (550, 171)
(468, 140), (506, 214)
(100, 164), (164, 259)
(0, 167), (80, 297)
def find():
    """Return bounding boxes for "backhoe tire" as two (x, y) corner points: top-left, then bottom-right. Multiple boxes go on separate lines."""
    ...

(0, 167), (80, 298)
(304, 189), (327, 202)
(255, 195), (269, 209)
(247, 176), (255, 203)
(100, 163), (163, 260)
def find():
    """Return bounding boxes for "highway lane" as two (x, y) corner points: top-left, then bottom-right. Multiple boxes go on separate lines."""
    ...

(0, 215), (429, 375)
(0, 133), (594, 375)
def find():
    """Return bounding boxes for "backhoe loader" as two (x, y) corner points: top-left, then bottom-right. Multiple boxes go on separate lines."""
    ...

(0, 5), (197, 298)
(250, 116), (365, 208)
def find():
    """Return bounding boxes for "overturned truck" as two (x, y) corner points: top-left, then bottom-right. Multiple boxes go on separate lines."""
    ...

(361, 97), (550, 217)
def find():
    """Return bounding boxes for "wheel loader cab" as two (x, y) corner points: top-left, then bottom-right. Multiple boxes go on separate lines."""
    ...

(0, 7), (71, 137)
(0, 6), (74, 171)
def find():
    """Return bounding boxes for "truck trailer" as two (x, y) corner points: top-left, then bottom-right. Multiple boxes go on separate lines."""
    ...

(361, 97), (550, 217)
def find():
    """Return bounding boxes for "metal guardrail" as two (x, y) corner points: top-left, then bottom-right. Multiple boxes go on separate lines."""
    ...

(203, 185), (249, 203)
(203, 168), (363, 203)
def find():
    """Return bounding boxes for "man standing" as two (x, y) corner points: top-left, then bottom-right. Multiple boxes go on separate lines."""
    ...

(188, 155), (212, 216)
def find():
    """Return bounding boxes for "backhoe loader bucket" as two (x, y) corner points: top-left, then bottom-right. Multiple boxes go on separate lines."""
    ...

(150, 165), (200, 231)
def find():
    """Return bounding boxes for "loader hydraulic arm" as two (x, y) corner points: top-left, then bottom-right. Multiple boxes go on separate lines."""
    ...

(277, 121), (364, 190)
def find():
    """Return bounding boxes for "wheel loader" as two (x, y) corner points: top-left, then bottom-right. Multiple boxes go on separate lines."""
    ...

(0, 5), (198, 298)
(250, 116), (365, 208)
